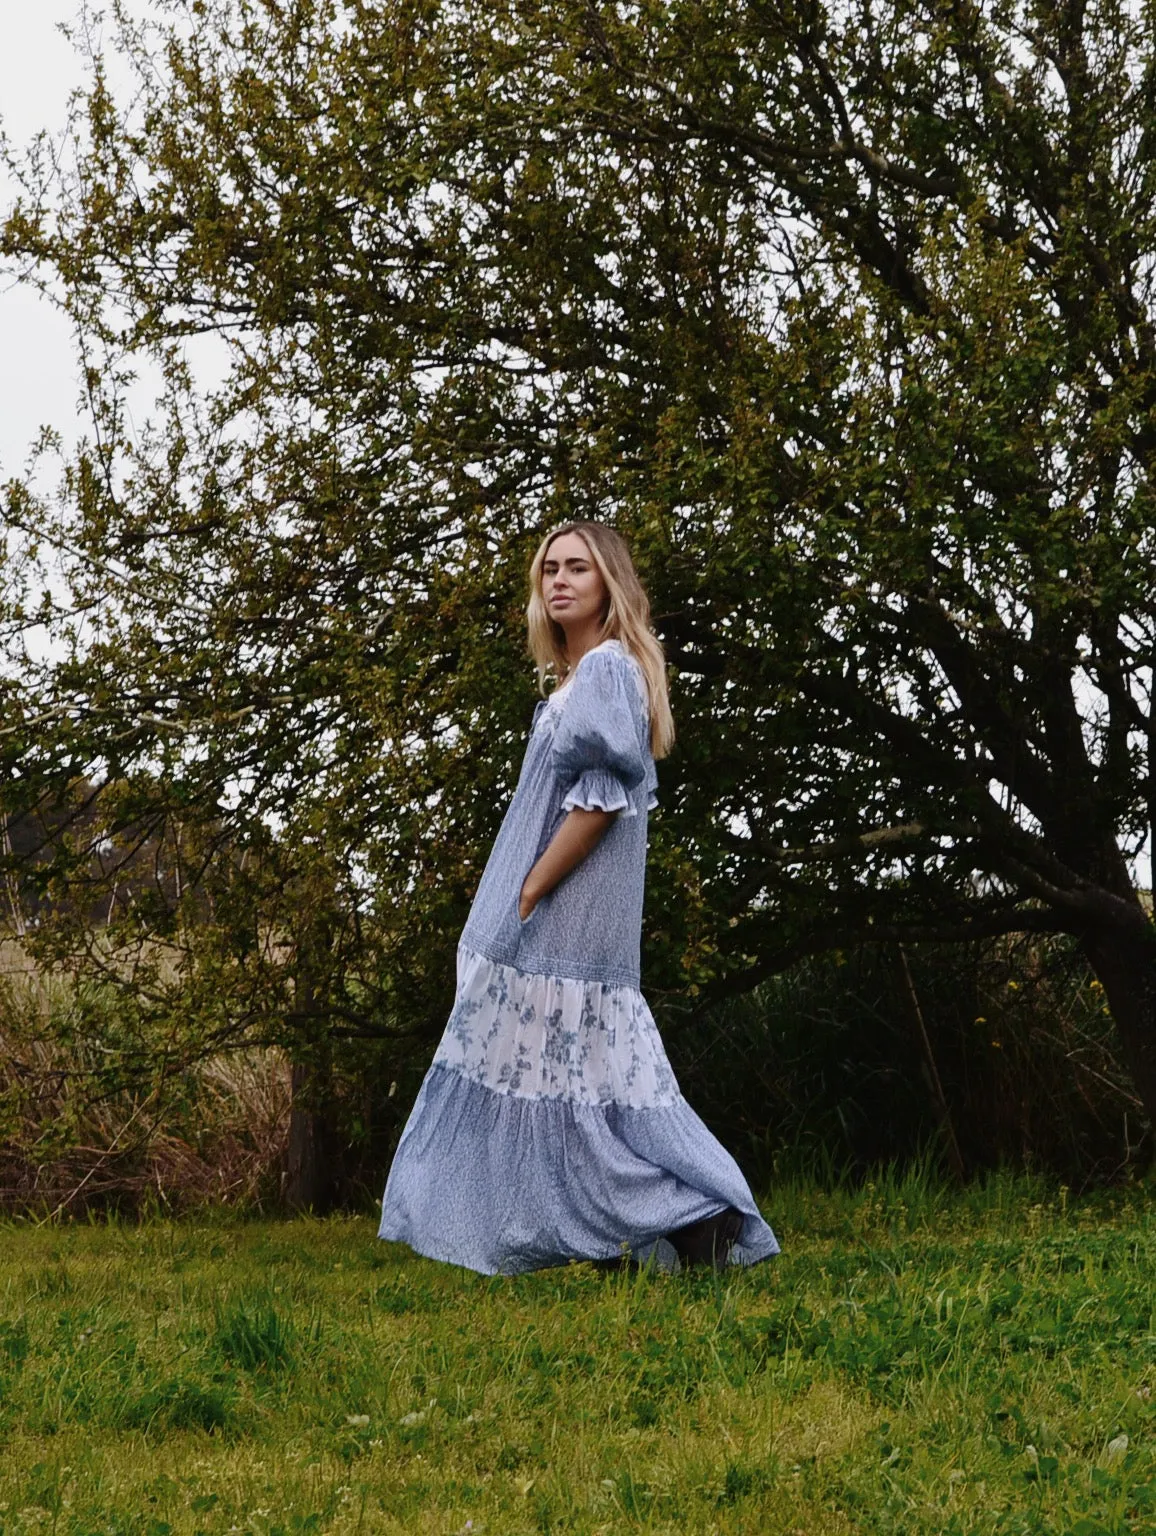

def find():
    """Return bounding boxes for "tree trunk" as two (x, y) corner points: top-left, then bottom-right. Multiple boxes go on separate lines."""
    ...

(285, 1060), (332, 1213)
(282, 935), (337, 1212)
(1084, 914), (1156, 1139)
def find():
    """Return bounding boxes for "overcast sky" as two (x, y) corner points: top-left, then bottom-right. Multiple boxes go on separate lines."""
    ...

(0, 3), (129, 481)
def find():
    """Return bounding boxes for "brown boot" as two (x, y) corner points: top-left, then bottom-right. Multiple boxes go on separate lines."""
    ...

(668, 1207), (744, 1270)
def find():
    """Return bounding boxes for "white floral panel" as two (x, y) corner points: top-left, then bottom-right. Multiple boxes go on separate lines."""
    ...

(433, 946), (682, 1108)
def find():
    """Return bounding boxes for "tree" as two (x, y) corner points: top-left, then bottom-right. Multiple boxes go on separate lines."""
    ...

(5, 0), (1156, 1130)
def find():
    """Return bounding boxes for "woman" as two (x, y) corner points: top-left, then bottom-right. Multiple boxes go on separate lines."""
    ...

(379, 523), (779, 1274)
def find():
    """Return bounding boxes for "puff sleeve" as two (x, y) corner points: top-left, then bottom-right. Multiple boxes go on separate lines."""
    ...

(551, 648), (651, 817)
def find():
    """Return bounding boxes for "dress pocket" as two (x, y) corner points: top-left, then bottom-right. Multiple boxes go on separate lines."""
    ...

(517, 883), (552, 929)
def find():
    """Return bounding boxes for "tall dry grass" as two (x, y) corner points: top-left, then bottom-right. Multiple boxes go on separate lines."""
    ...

(0, 940), (291, 1216)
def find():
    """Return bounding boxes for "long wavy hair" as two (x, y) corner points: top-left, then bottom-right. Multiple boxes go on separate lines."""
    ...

(526, 522), (675, 759)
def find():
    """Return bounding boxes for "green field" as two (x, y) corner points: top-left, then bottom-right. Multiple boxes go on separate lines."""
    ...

(0, 1174), (1153, 1535)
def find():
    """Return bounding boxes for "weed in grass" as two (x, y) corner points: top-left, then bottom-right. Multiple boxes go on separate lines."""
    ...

(0, 1319), (29, 1368)
(118, 1373), (237, 1434)
(212, 1299), (295, 1373)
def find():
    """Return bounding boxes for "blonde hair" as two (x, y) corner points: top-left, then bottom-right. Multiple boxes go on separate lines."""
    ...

(526, 521), (675, 760)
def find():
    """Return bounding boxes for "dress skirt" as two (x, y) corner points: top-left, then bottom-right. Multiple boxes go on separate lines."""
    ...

(379, 945), (781, 1275)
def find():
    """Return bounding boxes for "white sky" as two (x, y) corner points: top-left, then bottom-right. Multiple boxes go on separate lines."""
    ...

(0, 1), (92, 481)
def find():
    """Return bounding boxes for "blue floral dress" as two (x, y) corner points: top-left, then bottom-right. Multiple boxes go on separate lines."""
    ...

(378, 639), (779, 1274)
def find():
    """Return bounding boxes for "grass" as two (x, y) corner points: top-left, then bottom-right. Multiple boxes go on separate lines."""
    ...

(0, 1171), (1154, 1534)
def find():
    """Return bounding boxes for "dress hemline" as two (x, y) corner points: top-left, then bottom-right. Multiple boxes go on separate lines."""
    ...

(379, 1062), (781, 1276)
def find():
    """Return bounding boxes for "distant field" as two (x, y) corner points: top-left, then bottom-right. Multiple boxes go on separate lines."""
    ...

(0, 1174), (1154, 1534)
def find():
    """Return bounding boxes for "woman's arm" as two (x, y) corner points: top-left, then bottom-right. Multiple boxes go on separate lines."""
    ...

(519, 807), (614, 920)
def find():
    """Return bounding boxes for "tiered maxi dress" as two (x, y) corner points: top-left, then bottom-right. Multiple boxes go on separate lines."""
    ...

(379, 638), (779, 1274)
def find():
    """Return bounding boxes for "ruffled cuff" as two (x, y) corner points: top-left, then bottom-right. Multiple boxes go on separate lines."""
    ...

(562, 768), (632, 817)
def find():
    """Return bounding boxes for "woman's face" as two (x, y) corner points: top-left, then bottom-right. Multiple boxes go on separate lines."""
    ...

(541, 532), (607, 631)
